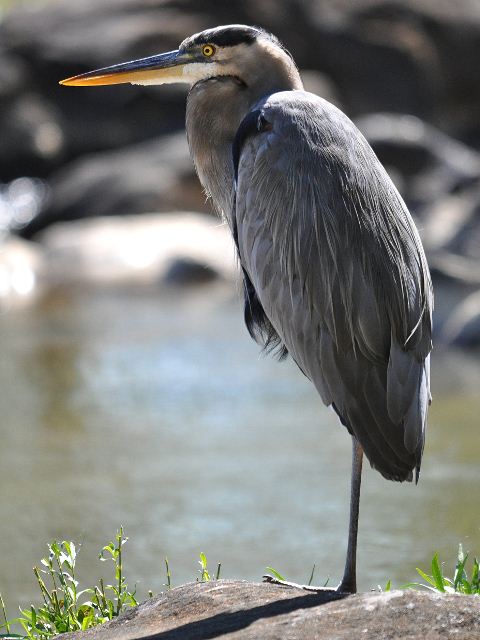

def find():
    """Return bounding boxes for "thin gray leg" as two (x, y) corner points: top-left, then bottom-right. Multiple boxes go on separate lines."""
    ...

(263, 435), (364, 594)
(338, 436), (363, 594)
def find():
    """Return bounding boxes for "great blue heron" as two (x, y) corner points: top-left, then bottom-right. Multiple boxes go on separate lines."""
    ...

(61, 24), (433, 594)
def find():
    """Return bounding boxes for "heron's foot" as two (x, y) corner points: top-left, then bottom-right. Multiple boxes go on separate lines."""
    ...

(262, 574), (351, 593)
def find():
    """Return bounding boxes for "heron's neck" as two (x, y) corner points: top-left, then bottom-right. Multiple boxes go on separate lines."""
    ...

(186, 69), (302, 222)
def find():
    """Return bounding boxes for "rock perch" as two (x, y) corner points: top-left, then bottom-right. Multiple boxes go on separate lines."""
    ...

(57, 580), (480, 640)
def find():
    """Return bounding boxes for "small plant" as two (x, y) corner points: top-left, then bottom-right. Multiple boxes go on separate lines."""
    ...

(99, 527), (138, 615)
(0, 534), (227, 639)
(0, 527), (142, 639)
(264, 565), (328, 588)
(197, 553), (221, 582)
(307, 564), (316, 587)
(404, 545), (480, 595)
(164, 558), (172, 590)
(265, 567), (286, 582)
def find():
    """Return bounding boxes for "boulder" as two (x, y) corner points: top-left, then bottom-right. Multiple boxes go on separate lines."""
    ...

(56, 580), (480, 640)
(38, 212), (237, 287)
(21, 133), (206, 237)
(356, 113), (480, 213)
(424, 184), (480, 261)
(441, 289), (480, 347)
(163, 258), (220, 286)
(421, 182), (480, 290)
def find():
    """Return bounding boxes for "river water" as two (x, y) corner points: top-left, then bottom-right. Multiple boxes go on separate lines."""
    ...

(0, 283), (479, 612)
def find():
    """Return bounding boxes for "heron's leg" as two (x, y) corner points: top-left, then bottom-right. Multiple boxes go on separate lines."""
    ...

(337, 436), (363, 594)
(263, 436), (364, 594)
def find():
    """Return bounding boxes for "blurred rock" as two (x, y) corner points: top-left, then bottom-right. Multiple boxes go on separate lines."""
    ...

(356, 113), (480, 297)
(0, 93), (65, 180)
(429, 252), (480, 287)
(356, 113), (480, 213)
(164, 258), (220, 286)
(426, 183), (480, 260)
(0, 49), (27, 100)
(0, 0), (190, 177)
(300, 70), (342, 109)
(21, 133), (206, 237)
(1, 0), (480, 180)
(421, 182), (480, 288)
(38, 212), (237, 287)
(441, 289), (480, 347)
(1, 0), (480, 350)
(317, 1), (480, 142)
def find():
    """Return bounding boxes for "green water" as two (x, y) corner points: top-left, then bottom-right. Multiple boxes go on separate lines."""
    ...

(0, 284), (478, 614)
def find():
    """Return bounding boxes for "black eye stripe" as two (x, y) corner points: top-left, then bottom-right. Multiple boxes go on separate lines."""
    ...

(190, 27), (260, 48)
(181, 26), (291, 58)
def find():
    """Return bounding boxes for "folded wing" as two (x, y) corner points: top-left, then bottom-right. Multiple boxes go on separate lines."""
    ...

(233, 90), (433, 482)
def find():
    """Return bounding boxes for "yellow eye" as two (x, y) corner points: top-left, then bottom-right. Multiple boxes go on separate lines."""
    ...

(202, 44), (215, 57)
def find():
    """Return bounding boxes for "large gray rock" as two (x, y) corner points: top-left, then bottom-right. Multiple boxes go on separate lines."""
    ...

(56, 580), (480, 640)
(38, 212), (237, 287)
(0, 212), (238, 308)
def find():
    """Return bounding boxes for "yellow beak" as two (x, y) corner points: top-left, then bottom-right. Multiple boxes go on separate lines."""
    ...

(60, 49), (193, 87)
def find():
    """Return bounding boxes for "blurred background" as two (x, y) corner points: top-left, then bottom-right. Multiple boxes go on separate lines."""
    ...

(0, 0), (479, 610)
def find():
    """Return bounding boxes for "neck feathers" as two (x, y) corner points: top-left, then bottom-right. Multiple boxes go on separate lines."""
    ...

(186, 41), (302, 219)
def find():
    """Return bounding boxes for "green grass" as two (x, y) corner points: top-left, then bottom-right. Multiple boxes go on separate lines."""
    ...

(1, 536), (478, 639)
(0, 527), (139, 639)
(403, 545), (480, 595)
(264, 564), (330, 588)
(0, 528), (221, 640)
(268, 545), (480, 596)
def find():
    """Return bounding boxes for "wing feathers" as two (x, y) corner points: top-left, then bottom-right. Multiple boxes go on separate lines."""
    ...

(233, 90), (433, 482)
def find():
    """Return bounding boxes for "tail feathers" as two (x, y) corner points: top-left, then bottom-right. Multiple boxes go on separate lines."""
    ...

(388, 343), (430, 457)
(329, 364), (423, 483)
(318, 331), (426, 483)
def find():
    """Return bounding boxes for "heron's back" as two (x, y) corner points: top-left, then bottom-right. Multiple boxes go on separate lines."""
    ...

(233, 91), (433, 482)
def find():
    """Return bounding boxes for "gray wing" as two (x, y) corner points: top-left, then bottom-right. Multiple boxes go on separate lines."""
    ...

(233, 90), (433, 482)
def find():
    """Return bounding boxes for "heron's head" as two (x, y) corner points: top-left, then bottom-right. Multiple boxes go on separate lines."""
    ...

(60, 24), (302, 93)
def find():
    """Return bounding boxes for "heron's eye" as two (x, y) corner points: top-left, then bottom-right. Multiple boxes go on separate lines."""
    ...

(202, 44), (216, 57)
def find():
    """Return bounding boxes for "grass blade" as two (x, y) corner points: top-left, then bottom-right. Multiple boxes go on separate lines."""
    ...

(415, 567), (437, 588)
(431, 554), (445, 592)
(0, 594), (10, 635)
(307, 564), (316, 587)
(265, 567), (285, 582)
(164, 558), (172, 590)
